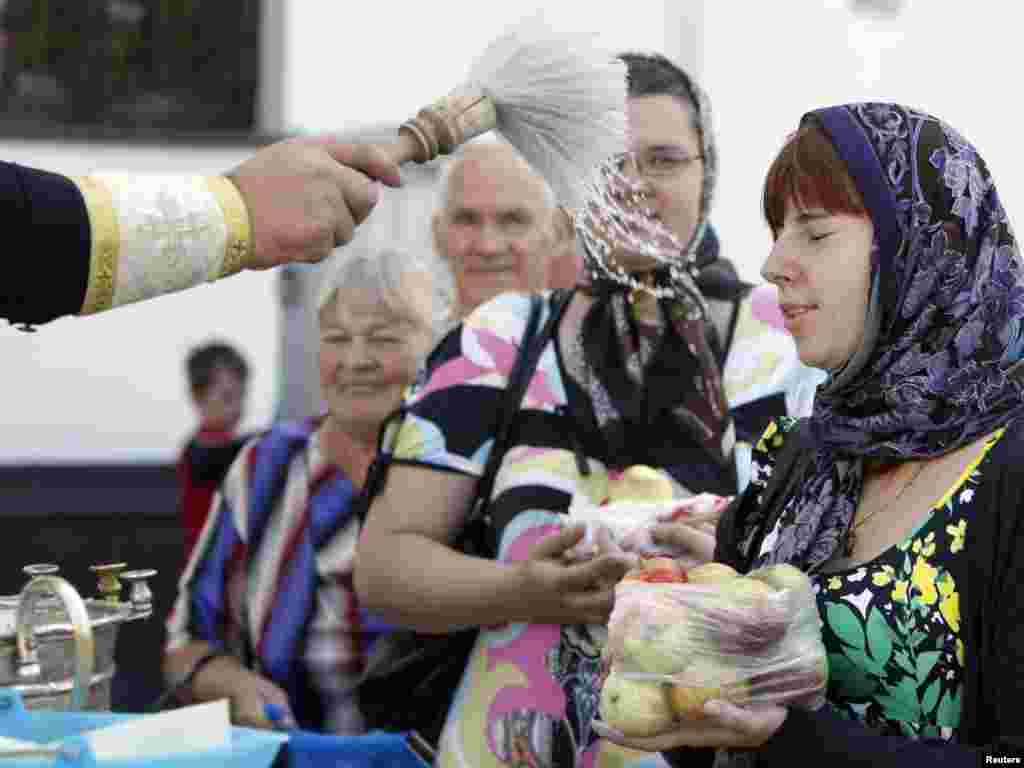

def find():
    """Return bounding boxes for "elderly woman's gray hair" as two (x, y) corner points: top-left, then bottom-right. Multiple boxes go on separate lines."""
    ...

(317, 244), (454, 341)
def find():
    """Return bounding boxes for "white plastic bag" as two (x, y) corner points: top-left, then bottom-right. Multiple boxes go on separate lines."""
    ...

(564, 493), (729, 562)
(599, 563), (827, 735)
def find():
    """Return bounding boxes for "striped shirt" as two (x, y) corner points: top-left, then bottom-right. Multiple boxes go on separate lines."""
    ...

(165, 426), (371, 734)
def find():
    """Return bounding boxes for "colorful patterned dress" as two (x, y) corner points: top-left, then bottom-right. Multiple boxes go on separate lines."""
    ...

(386, 292), (813, 768)
(747, 418), (1005, 743)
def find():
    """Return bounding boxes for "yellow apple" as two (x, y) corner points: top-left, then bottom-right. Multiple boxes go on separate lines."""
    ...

(718, 576), (776, 600)
(668, 660), (746, 719)
(749, 563), (811, 594)
(610, 465), (675, 503)
(608, 593), (679, 660)
(685, 563), (740, 585)
(623, 619), (697, 675)
(667, 683), (721, 719)
(600, 670), (676, 736)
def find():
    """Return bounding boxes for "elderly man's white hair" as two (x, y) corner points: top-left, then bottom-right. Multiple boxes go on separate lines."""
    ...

(317, 243), (454, 343)
(434, 139), (558, 213)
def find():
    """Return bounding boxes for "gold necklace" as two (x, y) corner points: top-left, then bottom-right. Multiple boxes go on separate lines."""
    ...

(844, 461), (928, 557)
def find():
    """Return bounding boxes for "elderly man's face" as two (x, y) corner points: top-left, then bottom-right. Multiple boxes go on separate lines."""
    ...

(434, 146), (561, 317)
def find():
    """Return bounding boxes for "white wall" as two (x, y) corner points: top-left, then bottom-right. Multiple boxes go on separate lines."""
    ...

(282, 0), (668, 136)
(703, 0), (1022, 281)
(0, 141), (278, 462)
(0, 0), (668, 463)
(8, 0), (1017, 462)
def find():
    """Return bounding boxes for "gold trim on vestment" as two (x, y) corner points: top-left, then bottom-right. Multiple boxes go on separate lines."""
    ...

(206, 176), (251, 279)
(72, 176), (120, 315)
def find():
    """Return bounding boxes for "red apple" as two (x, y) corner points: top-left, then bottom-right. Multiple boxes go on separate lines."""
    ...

(638, 568), (684, 584)
(642, 556), (682, 572)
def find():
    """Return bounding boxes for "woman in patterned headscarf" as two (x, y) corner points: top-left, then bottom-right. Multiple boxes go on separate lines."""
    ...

(598, 103), (1024, 766)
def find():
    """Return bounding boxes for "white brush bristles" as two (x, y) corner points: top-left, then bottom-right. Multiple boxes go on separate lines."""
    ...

(467, 12), (628, 212)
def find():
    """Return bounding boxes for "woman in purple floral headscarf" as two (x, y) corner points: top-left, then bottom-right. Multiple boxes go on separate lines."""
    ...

(597, 102), (1024, 766)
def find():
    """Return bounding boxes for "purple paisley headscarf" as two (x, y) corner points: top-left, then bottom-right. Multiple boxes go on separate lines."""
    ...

(752, 102), (1024, 572)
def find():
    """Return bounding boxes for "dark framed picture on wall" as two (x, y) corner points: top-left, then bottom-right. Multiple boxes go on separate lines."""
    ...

(0, 0), (267, 141)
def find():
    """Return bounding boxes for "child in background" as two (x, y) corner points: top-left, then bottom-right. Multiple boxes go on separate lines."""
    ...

(177, 342), (250, 563)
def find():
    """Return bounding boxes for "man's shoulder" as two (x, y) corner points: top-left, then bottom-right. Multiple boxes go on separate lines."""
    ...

(460, 291), (551, 344)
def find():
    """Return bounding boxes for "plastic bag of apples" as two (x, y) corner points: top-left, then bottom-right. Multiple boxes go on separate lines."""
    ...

(565, 491), (729, 563)
(599, 560), (828, 737)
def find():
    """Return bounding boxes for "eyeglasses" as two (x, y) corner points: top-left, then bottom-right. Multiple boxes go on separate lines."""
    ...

(613, 148), (704, 179)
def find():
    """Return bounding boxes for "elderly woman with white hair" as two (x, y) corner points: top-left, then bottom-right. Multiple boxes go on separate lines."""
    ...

(162, 244), (449, 735)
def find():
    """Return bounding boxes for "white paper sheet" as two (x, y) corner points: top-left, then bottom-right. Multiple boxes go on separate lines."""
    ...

(53, 699), (231, 761)
(0, 733), (49, 760)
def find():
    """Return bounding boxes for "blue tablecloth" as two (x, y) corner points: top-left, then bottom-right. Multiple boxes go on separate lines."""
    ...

(0, 689), (286, 768)
(283, 730), (429, 768)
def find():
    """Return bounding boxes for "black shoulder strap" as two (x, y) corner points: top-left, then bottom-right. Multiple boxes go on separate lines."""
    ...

(716, 418), (813, 571)
(359, 290), (574, 540)
(466, 289), (575, 537)
(721, 284), (753, 365)
(357, 405), (404, 524)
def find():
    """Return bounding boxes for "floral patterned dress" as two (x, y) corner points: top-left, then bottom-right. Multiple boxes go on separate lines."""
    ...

(749, 419), (1005, 742)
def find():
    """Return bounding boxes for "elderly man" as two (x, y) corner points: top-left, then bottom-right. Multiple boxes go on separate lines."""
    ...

(431, 141), (578, 320)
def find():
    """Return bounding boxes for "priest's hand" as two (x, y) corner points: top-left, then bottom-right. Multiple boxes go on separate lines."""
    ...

(229, 138), (403, 270)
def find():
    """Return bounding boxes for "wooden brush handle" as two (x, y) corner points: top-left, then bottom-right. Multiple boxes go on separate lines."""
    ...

(382, 82), (499, 166)
(383, 130), (431, 166)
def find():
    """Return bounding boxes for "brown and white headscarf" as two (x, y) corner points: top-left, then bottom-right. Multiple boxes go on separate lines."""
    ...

(565, 68), (736, 494)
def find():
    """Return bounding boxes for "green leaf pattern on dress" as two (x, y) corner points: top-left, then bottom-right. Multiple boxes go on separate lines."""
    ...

(811, 450), (996, 741)
(747, 419), (1006, 744)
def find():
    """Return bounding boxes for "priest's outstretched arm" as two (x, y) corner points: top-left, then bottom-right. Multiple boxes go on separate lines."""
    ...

(1, 139), (402, 329)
